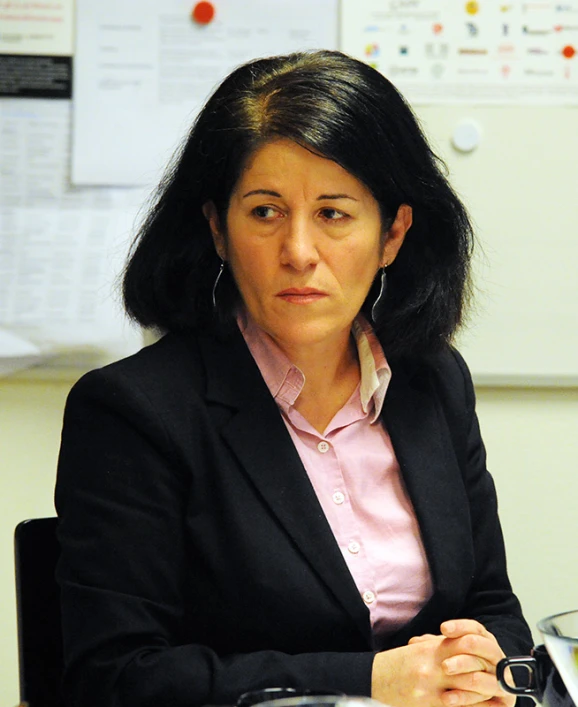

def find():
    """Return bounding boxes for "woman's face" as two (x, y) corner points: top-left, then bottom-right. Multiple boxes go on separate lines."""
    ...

(205, 138), (411, 353)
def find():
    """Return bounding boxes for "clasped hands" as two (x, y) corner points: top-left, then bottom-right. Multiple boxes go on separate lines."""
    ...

(372, 619), (515, 707)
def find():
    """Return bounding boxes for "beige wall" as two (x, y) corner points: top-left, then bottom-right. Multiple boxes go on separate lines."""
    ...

(475, 386), (578, 636)
(1, 373), (577, 705)
(1, 377), (71, 706)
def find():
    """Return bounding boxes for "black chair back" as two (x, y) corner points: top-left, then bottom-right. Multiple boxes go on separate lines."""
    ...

(14, 517), (64, 707)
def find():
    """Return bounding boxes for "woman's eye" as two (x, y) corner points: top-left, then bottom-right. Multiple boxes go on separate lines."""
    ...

(319, 208), (347, 221)
(252, 205), (279, 219)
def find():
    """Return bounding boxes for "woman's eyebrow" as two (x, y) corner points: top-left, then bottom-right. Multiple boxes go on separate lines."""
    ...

(317, 193), (359, 201)
(242, 189), (358, 201)
(242, 189), (281, 198)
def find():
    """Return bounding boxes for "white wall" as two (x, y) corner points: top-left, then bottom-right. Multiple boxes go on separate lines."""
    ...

(1, 375), (577, 705)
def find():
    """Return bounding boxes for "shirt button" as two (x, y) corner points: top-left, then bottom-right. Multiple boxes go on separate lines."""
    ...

(317, 441), (330, 453)
(348, 541), (360, 554)
(332, 491), (345, 505)
(362, 590), (376, 605)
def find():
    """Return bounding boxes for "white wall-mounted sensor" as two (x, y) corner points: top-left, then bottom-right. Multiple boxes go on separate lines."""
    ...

(451, 119), (482, 153)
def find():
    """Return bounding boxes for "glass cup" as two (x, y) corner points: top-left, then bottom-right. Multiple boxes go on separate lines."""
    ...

(497, 609), (578, 706)
(236, 689), (345, 707)
(236, 694), (382, 707)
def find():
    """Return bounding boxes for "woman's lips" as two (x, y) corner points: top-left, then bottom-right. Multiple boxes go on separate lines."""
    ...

(276, 288), (328, 304)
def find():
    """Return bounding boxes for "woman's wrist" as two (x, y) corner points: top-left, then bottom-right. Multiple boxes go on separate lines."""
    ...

(371, 648), (400, 705)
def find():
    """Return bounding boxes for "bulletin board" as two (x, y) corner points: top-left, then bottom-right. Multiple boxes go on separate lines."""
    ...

(421, 104), (578, 386)
(1, 0), (577, 385)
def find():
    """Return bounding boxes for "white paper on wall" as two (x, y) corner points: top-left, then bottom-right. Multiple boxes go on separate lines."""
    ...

(0, 0), (74, 56)
(71, 0), (338, 186)
(0, 99), (146, 375)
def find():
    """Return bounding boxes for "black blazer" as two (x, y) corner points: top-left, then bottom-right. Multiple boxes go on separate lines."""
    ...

(55, 326), (532, 707)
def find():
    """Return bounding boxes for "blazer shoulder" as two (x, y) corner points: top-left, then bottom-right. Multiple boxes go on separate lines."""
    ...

(397, 347), (478, 462)
(414, 346), (476, 416)
(67, 331), (207, 412)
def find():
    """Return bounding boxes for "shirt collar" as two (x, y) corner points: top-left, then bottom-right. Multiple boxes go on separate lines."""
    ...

(237, 309), (391, 422)
(351, 316), (391, 422)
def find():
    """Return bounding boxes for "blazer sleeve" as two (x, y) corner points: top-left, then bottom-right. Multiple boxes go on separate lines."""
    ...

(438, 349), (533, 658)
(55, 363), (374, 707)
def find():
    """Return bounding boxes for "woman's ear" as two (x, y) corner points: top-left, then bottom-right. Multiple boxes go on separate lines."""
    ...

(202, 201), (227, 260)
(381, 204), (412, 267)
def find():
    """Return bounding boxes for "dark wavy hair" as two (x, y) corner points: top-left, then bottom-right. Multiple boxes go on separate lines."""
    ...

(123, 50), (473, 358)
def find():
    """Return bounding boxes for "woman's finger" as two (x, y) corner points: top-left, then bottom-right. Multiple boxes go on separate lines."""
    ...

(442, 695), (510, 707)
(408, 633), (438, 644)
(441, 688), (489, 707)
(441, 632), (505, 667)
(443, 654), (494, 676)
(441, 619), (491, 639)
(444, 669), (501, 696)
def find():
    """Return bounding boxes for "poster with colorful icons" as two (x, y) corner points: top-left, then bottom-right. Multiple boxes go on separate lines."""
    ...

(340, 0), (578, 104)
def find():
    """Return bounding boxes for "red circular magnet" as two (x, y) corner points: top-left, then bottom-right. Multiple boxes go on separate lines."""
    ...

(562, 44), (576, 59)
(192, 1), (215, 24)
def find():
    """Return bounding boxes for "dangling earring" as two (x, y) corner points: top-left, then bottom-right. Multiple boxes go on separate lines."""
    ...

(212, 259), (225, 309)
(371, 265), (388, 323)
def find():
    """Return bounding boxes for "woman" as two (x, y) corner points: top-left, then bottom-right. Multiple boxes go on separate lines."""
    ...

(55, 50), (532, 707)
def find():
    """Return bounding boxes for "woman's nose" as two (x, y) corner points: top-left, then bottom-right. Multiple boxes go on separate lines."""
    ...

(280, 218), (320, 271)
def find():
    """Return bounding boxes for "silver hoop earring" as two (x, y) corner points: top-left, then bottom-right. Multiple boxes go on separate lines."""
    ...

(212, 259), (225, 309)
(371, 266), (387, 323)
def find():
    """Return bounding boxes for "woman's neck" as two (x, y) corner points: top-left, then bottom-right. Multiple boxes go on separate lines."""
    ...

(277, 330), (361, 434)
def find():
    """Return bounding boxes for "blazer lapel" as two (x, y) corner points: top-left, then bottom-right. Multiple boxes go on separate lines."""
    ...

(381, 360), (475, 643)
(191, 330), (474, 648)
(195, 329), (373, 646)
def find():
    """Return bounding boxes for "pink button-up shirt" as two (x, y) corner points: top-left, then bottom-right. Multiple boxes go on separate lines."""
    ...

(238, 311), (433, 637)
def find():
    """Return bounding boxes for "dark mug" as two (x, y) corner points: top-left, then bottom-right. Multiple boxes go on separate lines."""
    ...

(497, 645), (576, 707)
